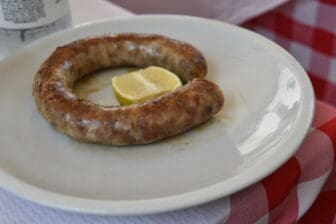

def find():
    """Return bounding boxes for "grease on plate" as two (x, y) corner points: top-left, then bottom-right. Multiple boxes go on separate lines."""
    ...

(73, 68), (137, 106)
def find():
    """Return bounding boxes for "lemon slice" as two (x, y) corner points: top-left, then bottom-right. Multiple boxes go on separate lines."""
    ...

(112, 66), (182, 106)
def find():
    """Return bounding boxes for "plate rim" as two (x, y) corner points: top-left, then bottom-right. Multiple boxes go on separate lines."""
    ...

(0, 14), (315, 215)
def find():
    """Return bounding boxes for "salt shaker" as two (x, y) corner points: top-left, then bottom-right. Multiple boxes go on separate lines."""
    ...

(0, 0), (72, 60)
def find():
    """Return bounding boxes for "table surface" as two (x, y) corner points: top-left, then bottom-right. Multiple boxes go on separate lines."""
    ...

(70, 0), (132, 25)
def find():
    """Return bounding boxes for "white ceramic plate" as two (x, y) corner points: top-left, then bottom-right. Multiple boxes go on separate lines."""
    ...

(0, 15), (314, 215)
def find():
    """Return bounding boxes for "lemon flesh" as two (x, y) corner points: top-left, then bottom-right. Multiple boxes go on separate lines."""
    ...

(112, 66), (182, 106)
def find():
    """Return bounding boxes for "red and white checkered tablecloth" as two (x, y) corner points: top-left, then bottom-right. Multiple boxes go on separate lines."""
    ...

(235, 0), (336, 222)
(224, 101), (336, 223)
(246, 0), (336, 106)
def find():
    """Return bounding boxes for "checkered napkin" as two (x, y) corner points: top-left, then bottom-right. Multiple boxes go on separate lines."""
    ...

(246, 0), (336, 106)
(245, 0), (336, 222)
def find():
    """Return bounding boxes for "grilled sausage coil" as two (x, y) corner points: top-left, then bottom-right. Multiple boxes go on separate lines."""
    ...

(33, 33), (224, 145)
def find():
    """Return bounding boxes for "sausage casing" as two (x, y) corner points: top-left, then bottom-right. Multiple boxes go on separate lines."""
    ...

(33, 33), (224, 145)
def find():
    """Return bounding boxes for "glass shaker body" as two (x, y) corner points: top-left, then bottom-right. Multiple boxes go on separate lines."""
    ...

(0, 0), (72, 59)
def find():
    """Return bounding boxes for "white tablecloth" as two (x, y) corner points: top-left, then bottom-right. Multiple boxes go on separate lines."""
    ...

(70, 0), (132, 25)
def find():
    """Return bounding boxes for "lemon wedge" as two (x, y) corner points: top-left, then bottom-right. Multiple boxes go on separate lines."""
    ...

(112, 66), (182, 106)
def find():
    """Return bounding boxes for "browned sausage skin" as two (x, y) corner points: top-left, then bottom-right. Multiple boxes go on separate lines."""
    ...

(33, 33), (224, 145)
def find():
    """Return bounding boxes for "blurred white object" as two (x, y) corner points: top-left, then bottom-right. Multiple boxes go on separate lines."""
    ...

(111, 0), (290, 24)
(0, 0), (72, 60)
(69, 0), (132, 25)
